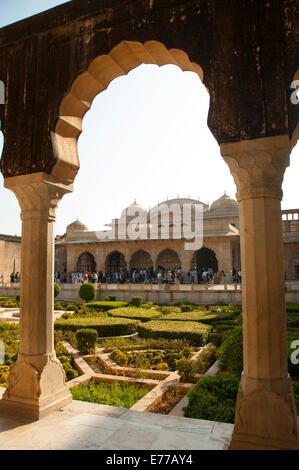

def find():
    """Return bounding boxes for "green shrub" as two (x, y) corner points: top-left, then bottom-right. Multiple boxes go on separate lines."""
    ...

(157, 306), (181, 315)
(54, 302), (81, 313)
(138, 321), (211, 346)
(79, 283), (96, 302)
(181, 304), (194, 312)
(61, 312), (73, 320)
(83, 301), (129, 312)
(0, 364), (10, 387)
(217, 326), (243, 375)
(54, 283), (61, 299)
(75, 328), (98, 354)
(196, 344), (217, 374)
(286, 304), (299, 313)
(0, 322), (11, 332)
(102, 337), (190, 352)
(131, 296), (143, 307)
(105, 295), (117, 301)
(0, 300), (19, 308)
(55, 316), (139, 337)
(140, 301), (153, 309)
(184, 373), (240, 423)
(208, 332), (225, 347)
(58, 355), (79, 381)
(110, 349), (128, 366)
(209, 304), (242, 315)
(108, 307), (161, 322)
(155, 362), (168, 370)
(176, 358), (197, 383)
(109, 347), (193, 371)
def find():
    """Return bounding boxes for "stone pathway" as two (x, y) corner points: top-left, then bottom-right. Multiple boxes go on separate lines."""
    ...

(0, 388), (233, 450)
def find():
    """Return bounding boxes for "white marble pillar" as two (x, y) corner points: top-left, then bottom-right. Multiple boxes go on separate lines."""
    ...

(221, 135), (299, 450)
(0, 173), (73, 419)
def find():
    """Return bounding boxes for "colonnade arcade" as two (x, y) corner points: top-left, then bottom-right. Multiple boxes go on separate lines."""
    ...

(73, 246), (223, 277)
(0, 0), (298, 450)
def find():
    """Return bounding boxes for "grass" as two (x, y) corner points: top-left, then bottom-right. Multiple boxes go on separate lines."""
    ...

(70, 379), (149, 408)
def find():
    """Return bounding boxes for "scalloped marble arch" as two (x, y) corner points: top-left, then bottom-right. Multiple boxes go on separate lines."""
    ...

(51, 40), (205, 183)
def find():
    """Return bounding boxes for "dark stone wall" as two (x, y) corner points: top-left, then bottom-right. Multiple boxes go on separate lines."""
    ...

(0, 0), (298, 177)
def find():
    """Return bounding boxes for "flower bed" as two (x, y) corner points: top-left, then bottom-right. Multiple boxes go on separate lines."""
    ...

(85, 356), (168, 381)
(70, 379), (150, 408)
(137, 321), (211, 346)
(108, 307), (162, 322)
(146, 386), (187, 415)
(109, 346), (193, 370)
(54, 316), (140, 336)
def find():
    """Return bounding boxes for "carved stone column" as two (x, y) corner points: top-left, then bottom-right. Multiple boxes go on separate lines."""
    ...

(0, 173), (73, 419)
(220, 135), (299, 450)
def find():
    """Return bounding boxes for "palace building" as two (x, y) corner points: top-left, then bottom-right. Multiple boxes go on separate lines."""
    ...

(52, 193), (299, 282)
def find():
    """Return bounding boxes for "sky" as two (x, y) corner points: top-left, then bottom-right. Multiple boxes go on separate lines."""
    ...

(0, 0), (298, 236)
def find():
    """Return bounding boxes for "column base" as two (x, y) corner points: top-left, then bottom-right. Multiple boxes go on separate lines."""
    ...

(229, 372), (299, 450)
(229, 430), (299, 450)
(0, 352), (72, 420)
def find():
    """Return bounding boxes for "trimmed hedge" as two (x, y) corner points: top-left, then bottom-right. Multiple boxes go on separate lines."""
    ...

(137, 320), (211, 346)
(217, 326), (243, 375)
(183, 373), (240, 423)
(84, 301), (129, 312)
(286, 303), (299, 313)
(54, 316), (140, 337)
(163, 311), (236, 324)
(131, 296), (143, 307)
(54, 283), (61, 299)
(76, 329), (98, 354)
(108, 307), (161, 322)
(79, 283), (96, 302)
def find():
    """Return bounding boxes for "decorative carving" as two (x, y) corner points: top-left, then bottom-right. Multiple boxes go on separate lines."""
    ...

(5, 173), (73, 222)
(220, 135), (291, 201)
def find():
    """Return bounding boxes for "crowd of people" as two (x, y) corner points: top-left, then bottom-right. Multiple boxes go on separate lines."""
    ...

(10, 272), (20, 283)
(55, 267), (242, 285)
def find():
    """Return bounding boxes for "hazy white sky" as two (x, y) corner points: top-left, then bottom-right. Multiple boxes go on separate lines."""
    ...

(0, 0), (298, 236)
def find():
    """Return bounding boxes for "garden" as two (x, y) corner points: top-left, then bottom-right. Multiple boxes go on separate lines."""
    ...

(0, 292), (298, 422)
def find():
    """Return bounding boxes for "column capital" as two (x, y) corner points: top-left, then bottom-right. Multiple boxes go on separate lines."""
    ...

(220, 135), (291, 201)
(4, 172), (73, 221)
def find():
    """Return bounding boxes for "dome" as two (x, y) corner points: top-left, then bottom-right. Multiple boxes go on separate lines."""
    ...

(66, 219), (88, 232)
(210, 192), (238, 212)
(121, 200), (147, 218)
(151, 197), (209, 212)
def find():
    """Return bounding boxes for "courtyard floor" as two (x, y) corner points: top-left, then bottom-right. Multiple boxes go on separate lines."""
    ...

(0, 388), (233, 450)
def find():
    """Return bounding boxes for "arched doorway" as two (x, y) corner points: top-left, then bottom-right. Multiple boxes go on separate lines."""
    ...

(191, 247), (218, 272)
(106, 251), (126, 274)
(77, 252), (96, 272)
(129, 250), (153, 271)
(157, 249), (181, 270)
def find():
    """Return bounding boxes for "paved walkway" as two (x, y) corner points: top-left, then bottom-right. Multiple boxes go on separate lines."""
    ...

(0, 388), (233, 450)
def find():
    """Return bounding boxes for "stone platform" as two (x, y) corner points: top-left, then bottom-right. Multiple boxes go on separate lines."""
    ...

(0, 388), (233, 450)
